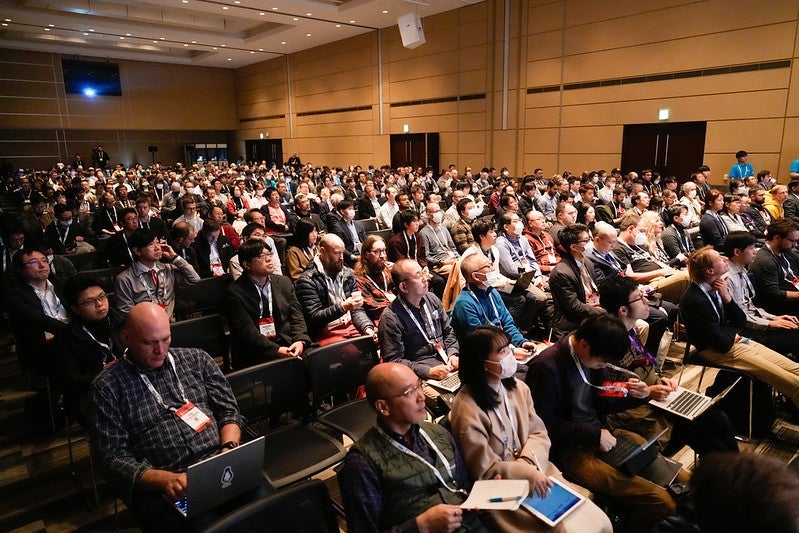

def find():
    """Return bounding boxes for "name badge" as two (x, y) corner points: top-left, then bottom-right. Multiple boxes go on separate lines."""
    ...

(792, 276), (799, 290)
(547, 253), (557, 264)
(259, 317), (277, 338)
(354, 242), (362, 254)
(385, 292), (397, 302)
(446, 248), (457, 258)
(175, 402), (211, 433)
(586, 292), (600, 306)
(113, 223), (122, 232)
(211, 262), (225, 276)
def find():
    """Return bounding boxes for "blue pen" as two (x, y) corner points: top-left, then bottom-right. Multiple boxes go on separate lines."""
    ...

(488, 496), (520, 503)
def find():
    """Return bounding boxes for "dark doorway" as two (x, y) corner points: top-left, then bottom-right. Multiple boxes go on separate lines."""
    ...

(390, 133), (439, 171)
(621, 122), (706, 182)
(245, 139), (284, 167)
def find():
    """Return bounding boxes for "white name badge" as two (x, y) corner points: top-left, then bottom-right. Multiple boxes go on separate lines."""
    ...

(385, 292), (397, 302)
(586, 292), (600, 307)
(212, 262), (225, 276)
(547, 253), (557, 264)
(176, 402), (211, 433)
(259, 317), (277, 338)
(435, 341), (448, 362)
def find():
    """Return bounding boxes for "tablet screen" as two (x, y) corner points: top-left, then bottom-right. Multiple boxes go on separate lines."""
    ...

(522, 478), (583, 525)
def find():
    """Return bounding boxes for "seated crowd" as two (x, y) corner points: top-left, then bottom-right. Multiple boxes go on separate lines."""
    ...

(3, 157), (799, 532)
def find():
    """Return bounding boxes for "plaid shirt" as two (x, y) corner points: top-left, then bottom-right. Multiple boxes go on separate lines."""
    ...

(89, 347), (242, 503)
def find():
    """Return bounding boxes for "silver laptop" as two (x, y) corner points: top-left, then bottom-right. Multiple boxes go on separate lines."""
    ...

(169, 436), (266, 518)
(649, 377), (741, 421)
(426, 371), (461, 393)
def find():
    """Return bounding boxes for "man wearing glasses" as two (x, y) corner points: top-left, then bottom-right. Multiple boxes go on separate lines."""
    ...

(750, 218), (799, 317)
(6, 248), (71, 384)
(379, 259), (459, 409)
(339, 362), (486, 532)
(223, 240), (309, 369)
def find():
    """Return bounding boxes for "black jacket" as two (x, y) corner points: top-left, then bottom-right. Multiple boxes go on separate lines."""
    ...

(295, 260), (373, 341)
(192, 231), (235, 278)
(223, 274), (310, 369)
(326, 212), (366, 267)
(680, 282), (746, 353)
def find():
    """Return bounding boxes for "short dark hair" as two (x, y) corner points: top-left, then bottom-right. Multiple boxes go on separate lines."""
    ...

(766, 218), (799, 240)
(723, 231), (758, 258)
(457, 197), (473, 215)
(336, 199), (354, 213)
(471, 217), (495, 241)
(559, 223), (589, 248)
(599, 275), (638, 317)
(54, 203), (71, 218)
(241, 222), (266, 239)
(735, 150), (748, 159)
(399, 209), (419, 228)
(667, 204), (687, 224)
(63, 275), (105, 307)
(573, 314), (629, 363)
(128, 228), (157, 249)
(239, 239), (271, 264)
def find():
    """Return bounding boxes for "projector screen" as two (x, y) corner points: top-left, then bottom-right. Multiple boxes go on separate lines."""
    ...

(62, 59), (122, 97)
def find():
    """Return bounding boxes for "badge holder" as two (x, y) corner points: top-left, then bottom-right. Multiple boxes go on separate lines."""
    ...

(176, 402), (211, 432)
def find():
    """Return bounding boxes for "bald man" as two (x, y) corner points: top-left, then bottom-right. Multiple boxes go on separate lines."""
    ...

(296, 233), (377, 345)
(89, 302), (245, 531)
(339, 363), (487, 532)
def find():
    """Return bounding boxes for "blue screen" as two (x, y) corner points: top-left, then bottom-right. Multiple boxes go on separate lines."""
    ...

(524, 481), (581, 522)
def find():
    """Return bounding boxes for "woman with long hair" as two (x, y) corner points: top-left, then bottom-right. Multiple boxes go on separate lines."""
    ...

(639, 210), (683, 267)
(449, 325), (612, 532)
(285, 219), (318, 282)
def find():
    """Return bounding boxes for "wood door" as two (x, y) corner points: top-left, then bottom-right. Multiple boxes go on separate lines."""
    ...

(245, 139), (284, 167)
(621, 122), (706, 182)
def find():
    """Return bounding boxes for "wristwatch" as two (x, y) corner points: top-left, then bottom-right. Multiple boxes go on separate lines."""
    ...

(220, 441), (239, 451)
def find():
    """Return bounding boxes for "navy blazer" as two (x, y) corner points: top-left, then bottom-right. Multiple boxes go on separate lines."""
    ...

(679, 282), (746, 353)
(699, 212), (727, 252)
(327, 212), (366, 267)
(192, 231), (235, 278)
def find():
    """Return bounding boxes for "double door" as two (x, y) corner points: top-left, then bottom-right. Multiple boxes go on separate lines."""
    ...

(621, 122), (706, 181)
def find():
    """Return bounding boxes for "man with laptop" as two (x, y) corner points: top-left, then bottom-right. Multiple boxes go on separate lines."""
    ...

(598, 276), (738, 456)
(527, 314), (690, 533)
(90, 302), (266, 531)
(379, 259), (460, 409)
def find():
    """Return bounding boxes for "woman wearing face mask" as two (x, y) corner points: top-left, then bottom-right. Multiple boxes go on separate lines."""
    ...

(449, 325), (613, 533)
(698, 188), (728, 253)
(678, 182), (702, 227)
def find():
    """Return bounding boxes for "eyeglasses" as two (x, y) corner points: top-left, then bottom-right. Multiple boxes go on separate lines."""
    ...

(78, 293), (108, 307)
(25, 258), (49, 268)
(402, 268), (430, 282)
(368, 248), (387, 255)
(627, 294), (647, 306)
(389, 380), (423, 399)
(576, 239), (591, 244)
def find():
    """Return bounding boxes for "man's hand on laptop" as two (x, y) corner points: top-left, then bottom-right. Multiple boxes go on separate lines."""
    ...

(649, 378), (677, 401)
(429, 365), (453, 380)
(625, 378), (650, 399)
(140, 469), (187, 499)
(599, 429), (617, 452)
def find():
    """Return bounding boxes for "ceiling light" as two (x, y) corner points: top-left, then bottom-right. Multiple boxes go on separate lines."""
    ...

(293, 17), (298, 21)
(221, 44), (226, 47)
(44, 28), (50, 31)
(89, 28), (95, 31)
(48, 24), (54, 27)
(153, 40), (158, 43)
(259, 12), (265, 15)
(213, 46), (218, 49)
(191, 40), (196, 43)
(258, 48), (263, 51)
(2, 23), (9, 27)
(4, 19), (10, 22)
(125, 33), (131, 36)
(272, 6), (278, 10)
(83, 32), (89, 36)
(306, 13), (312, 16)
(160, 37), (165, 40)
(336, 24), (341, 27)
(222, 6), (228, 9)
(306, 33), (311, 37)
(182, 0), (188, 3)
(281, 41), (286, 45)
(349, 20), (355, 23)
(184, 43), (189, 46)
(83, 87), (97, 97)
(227, 58), (232, 61)
(119, 36), (124, 39)
(383, 10), (389, 14)
(234, 1), (241, 3)
(250, 51), (254, 54)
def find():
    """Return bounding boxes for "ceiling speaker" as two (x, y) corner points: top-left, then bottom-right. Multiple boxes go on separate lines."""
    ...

(397, 12), (426, 49)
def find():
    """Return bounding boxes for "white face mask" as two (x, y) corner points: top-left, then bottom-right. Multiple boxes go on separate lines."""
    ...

(512, 221), (524, 235)
(687, 190), (697, 199)
(346, 209), (356, 221)
(467, 206), (482, 220)
(432, 211), (444, 225)
(483, 270), (500, 287)
(634, 231), (648, 246)
(487, 351), (517, 380)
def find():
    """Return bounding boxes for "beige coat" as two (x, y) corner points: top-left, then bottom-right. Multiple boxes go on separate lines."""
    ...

(450, 379), (611, 533)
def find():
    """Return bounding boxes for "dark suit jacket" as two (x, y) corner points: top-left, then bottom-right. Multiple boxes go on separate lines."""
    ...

(104, 232), (135, 267)
(5, 280), (70, 374)
(680, 282), (746, 353)
(549, 255), (604, 335)
(223, 274), (310, 369)
(750, 246), (799, 315)
(662, 224), (694, 260)
(138, 217), (168, 240)
(699, 212), (727, 252)
(45, 220), (93, 255)
(327, 212), (366, 267)
(784, 193), (799, 221)
(192, 231), (235, 278)
(357, 196), (381, 220)
(526, 338), (644, 463)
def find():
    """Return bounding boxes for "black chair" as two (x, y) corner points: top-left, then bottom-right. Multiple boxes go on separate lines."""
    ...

(204, 479), (338, 533)
(170, 314), (231, 372)
(226, 358), (346, 489)
(77, 265), (126, 291)
(355, 218), (378, 233)
(174, 274), (232, 320)
(66, 251), (98, 272)
(367, 228), (393, 242)
(305, 335), (379, 441)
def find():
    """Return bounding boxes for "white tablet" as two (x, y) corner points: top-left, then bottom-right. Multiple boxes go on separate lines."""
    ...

(520, 476), (585, 527)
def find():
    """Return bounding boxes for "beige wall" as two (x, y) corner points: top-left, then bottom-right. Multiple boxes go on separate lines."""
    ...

(0, 48), (236, 168)
(234, 0), (799, 184)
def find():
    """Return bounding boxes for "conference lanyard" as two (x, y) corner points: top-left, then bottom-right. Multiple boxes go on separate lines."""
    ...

(467, 289), (502, 328)
(403, 232), (417, 260)
(107, 206), (118, 223)
(255, 279), (273, 318)
(134, 352), (188, 412)
(766, 245), (796, 281)
(494, 386), (520, 458)
(399, 297), (440, 352)
(57, 224), (71, 245)
(367, 270), (390, 293)
(568, 338), (628, 396)
(376, 425), (463, 495)
(82, 324), (116, 364)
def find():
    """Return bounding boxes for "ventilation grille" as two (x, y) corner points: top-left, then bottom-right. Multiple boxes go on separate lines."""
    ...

(526, 59), (791, 94)
(390, 93), (486, 108)
(296, 105), (372, 117)
(239, 114), (286, 123)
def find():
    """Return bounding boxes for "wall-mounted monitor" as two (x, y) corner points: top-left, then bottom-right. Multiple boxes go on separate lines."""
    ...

(62, 59), (122, 97)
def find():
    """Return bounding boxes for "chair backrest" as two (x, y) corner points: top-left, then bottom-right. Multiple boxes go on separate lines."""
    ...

(305, 335), (377, 409)
(203, 479), (338, 533)
(170, 314), (231, 371)
(355, 218), (378, 233)
(67, 251), (98, 272)
(226, 357), (312, 428)
(367, 228), (393, 242)
(174, 274), (232, 320)
(78, 266), (127, 292)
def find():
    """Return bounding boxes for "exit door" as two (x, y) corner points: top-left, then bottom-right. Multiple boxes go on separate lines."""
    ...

(245, 139), (284, 167)
(390, 133), (439, 171)
(621, 122), (706, 182)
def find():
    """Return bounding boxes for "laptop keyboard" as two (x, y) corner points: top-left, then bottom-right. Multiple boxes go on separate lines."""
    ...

(598, 435), (638, 468)
(666, 390), (708, 416)
(438, 373), (461, 390)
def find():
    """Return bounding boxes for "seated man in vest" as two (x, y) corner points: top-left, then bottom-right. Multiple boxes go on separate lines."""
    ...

(223, 240), (310, 369)
(339, 362), (486, 532)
